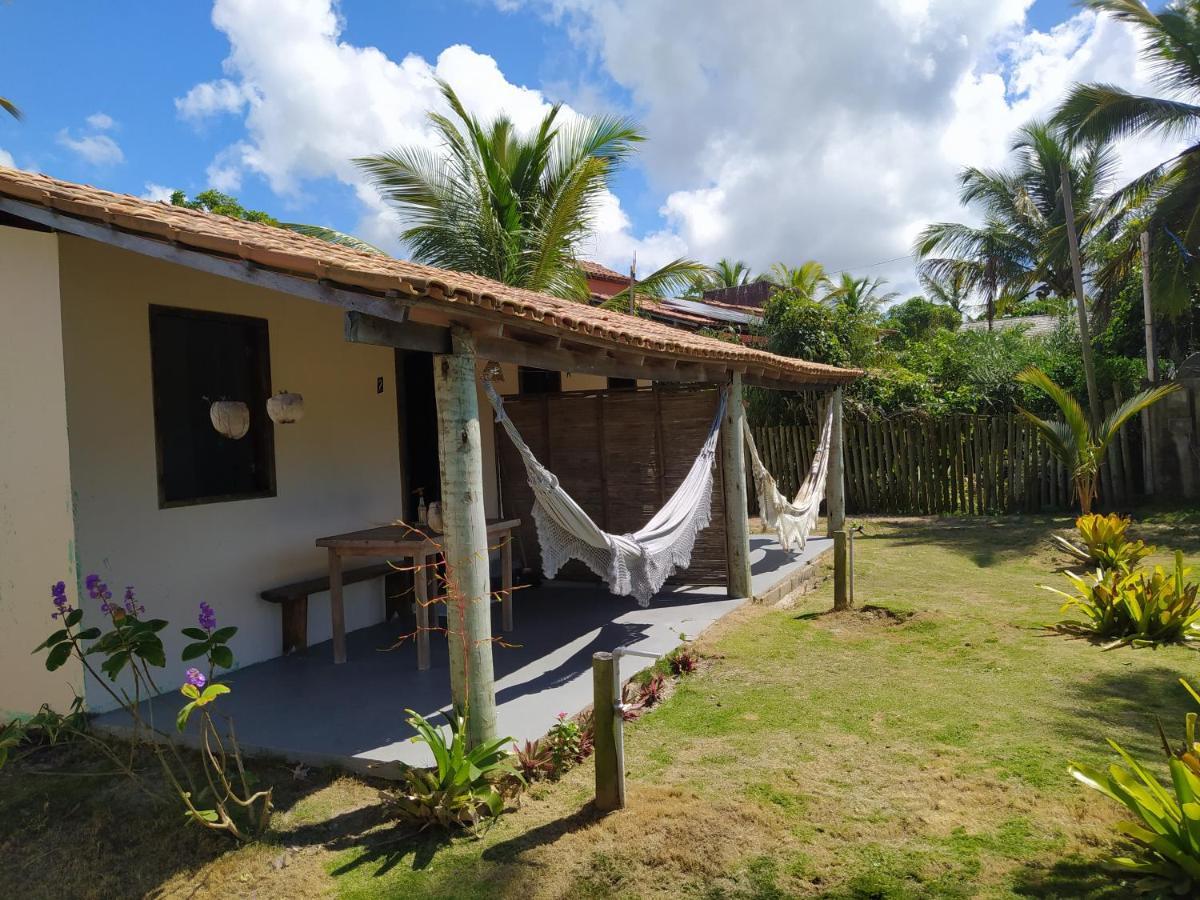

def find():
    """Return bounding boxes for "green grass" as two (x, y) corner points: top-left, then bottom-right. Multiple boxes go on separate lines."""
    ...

(3, 514), (1198, 898)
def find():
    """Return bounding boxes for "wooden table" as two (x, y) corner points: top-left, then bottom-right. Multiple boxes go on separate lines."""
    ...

(315, 518), (520, 667)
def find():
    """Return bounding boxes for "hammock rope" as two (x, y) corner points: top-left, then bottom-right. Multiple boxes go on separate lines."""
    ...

(484, 382), (728, 606)
(743, 401), (833, 552)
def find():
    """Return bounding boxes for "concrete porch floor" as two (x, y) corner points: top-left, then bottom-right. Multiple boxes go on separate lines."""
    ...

(96, 535), (829, 774)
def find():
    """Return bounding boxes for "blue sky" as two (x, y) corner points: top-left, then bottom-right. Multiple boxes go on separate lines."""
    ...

(0, 0), (1157, 286)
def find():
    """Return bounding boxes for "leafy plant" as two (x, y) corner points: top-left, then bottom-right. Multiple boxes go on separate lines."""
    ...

(21, 578), (272, 841)
(386, 709), (517, 831)
(545, 712), (584, 773)
(1051, 513), (1156, 573)
(512, 738), (554, 782)
(1048, 551), (1200, 647)
(1070, 678), (1200, 894)
(1016, 366), (1179, 513)
(638, 673), (669, 707)
(667, 646), (700, 676)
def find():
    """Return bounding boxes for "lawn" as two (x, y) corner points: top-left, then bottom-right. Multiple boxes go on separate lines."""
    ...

(4, 514), (1200, 899)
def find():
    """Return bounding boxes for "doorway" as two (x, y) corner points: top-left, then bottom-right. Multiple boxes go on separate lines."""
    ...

(396, 349), (440, 521)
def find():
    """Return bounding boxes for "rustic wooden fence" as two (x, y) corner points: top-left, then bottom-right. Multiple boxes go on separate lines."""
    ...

(749, 413), (1142, 515)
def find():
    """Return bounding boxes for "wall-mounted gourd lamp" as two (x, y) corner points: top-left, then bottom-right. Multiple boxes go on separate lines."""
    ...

(209, 400), (250, 440)
(267, 391), (305, 425)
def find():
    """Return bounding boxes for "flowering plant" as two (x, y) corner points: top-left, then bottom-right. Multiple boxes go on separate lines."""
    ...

(13, 577), (272, 842)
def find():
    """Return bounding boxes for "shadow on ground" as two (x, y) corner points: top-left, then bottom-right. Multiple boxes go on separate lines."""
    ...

(1011, 855), (1137, 898)
(857, 515), (1074, 568)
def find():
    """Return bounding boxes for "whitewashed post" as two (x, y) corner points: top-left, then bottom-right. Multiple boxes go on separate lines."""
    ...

(434, 327), (497, 747)
(721, 373), (753, 599)
(826, 387), (846, 535)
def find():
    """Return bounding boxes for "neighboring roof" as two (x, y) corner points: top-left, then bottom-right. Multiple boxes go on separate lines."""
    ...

(702, 281), (774, 308)
(577, 259), (629, 282)
(960, 314), (1060, 338)
(0, 167), (857, 387)
(660, 297), (761, 326)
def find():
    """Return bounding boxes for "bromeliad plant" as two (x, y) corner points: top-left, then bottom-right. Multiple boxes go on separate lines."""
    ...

(1070, 678), (1200, 895)
(1047, 551), (1200, 648)
(386, 708), (518, 831)
(1016, 367), (1178, 514)
(13, 577), (273, 842)
(1051, 513), (1156, 574)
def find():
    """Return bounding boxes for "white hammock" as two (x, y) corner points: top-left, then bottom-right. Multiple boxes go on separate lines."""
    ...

(484, 383), (728, 606)
(743, 402), (833, 552)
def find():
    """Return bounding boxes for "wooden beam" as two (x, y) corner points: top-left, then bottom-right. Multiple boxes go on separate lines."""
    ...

(434, 326), (497, 748)
(720, 373), (753, 599)
(344, 310), (452, 354)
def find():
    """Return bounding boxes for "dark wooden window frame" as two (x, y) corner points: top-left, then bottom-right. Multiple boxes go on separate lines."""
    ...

(148, 304), (277, 509)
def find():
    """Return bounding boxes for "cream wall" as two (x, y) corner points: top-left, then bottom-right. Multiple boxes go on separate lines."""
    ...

(0, 226), (82, 717)
(57, 237), (404, 710)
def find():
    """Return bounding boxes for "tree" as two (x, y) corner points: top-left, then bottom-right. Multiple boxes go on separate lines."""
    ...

(882, 295), (961, 347)
(170, 190), (384, 254)
(709, 258), (755, 288)
(1054, 0), (1200, 317)
(1015, 366), (1178, 513)
(357, 78), (700, 300)
(766, 261), (829, 301)
(919, 269), (971, 316)
(824, 273), (896, 317)
(915, 121), (1120, 328)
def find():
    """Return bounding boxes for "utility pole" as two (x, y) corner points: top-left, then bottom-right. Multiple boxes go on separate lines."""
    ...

(1061, 162), (1103, 427)
(1140, 230), (1157, 495)
(628, 253), (637, 316)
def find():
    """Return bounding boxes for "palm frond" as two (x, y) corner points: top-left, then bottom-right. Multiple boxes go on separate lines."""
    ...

(1098, 383), (1182, 450)
(280, 223), (387, 255)
(1016, 406), (1079, 469)
(605, 257), (711, 305)
(1016, 366), (1092, 450)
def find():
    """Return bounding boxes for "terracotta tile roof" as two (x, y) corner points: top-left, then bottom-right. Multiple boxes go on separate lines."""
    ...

(0, 167), (858, 386)
(577, 259), (629, 282)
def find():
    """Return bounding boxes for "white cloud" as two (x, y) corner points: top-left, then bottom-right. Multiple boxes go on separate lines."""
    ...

(178, 0), (680, 265)
(57, 130), (124, 166)
(140, 182), (175, 202)
(175, 78), (255, 122)
(85, 112), (115, 131)
(507, 0), (1183, 291)
(0, 147), (14, 169)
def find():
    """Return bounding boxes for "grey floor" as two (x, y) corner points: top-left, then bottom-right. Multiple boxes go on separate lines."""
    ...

(96, 535), (828, 773)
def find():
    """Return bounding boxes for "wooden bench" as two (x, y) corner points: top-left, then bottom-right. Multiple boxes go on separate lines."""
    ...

(261, 563), (395, 655)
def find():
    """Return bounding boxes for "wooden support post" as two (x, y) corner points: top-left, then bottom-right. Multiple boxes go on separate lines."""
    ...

(329, 549), (346, 665)
(721, 373), (753, 600)
(415, 550), (430, 671)
(833, 530), (849, 611)
(592, 651), (622, 811)
(434, 327), (497, 748)
(826, 387), (846, 535)
(501, 535), (514, 633)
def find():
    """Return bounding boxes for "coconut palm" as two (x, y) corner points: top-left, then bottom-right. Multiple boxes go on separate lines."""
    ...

(598, 258), (718, 313)
(824, 273), (897, 317)
(358, 79), (661, 299)
(709, 259), (756, 288)
(916, 121), (1120, 327)
(1054, 0), (1200, 316)
(1016, 366), (1179, 513)
(766, 261), (829, 301)
(920, 268), (972, 317)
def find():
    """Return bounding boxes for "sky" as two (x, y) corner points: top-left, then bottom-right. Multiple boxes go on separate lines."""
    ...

(0, 0), (1178, 294)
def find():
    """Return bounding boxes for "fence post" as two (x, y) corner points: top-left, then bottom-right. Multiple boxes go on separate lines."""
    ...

(833, 529), (849, 611)
(592, 651), (622, 811)
(826, 387), (845, 535)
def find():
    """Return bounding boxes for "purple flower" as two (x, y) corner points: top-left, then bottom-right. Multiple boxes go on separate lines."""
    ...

(86, 573), (114, 613)
(185, 667), (206, 689)
(50, 581), (72, 620)
(123, 586), (144, 616)
(198, 601), (217, 632)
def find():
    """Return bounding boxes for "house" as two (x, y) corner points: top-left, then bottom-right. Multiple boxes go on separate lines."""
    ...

(0, 167), (855, 762)
(959, 314), (1061, 337)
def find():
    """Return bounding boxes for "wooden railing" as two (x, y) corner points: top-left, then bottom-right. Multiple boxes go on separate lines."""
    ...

(748, 413), (1140, 515)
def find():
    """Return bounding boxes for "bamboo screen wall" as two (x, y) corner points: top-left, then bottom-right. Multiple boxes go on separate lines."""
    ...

(495, 385), (728, 586)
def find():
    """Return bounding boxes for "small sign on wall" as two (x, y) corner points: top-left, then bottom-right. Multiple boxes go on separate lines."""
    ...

(377, 376), (384, 394)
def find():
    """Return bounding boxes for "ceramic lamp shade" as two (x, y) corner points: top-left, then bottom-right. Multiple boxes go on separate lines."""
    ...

(209, 400), (250, 440)
(267, 391), (305, 425)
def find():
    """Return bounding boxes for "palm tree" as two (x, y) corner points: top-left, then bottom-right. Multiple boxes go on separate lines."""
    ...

(1016, 366), (1179, 513)
(358, 79), (678, 300)
(920, 269), (971, 317)
(915, 121), (1120, 327)
(766, 261), (829, 301)
(0, 96), (20, 120)
(824, 273), (896, 317)
(1054, 0), (1200, 316)
(598, 258), (717, 313)
(709, 258), (755, 288)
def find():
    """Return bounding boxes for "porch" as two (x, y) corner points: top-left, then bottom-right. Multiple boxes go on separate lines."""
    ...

(95, 534), (828, 774)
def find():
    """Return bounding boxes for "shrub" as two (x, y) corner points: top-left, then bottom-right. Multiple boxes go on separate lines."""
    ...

(1070, 679), (1200, 895)
(387, 709), (517, 831)
(1048, 552), (1200, 647)
(1077, 513), (1155, 573)
(667, 646), (699, 676)
(545, 712), (584, 772)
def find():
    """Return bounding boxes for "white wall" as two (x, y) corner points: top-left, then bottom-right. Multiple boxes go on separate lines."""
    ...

(57, 237), (403, 710)
(0, 227), (82, 717)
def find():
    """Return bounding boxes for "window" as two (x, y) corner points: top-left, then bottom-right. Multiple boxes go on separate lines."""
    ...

(517, 366), (562, 394)
(149, 305), (276, 507)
